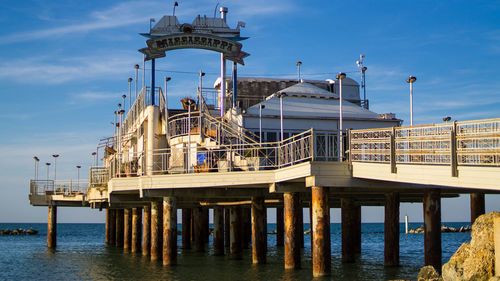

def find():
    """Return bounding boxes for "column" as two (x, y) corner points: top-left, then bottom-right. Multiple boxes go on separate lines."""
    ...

(230, 205), (242, 259)
(384, 192), (400, 266)
(224, 208), (230, 248)
(109, 209), (116, 245)
(252, 197), (267, 264)
(353, 203), (362, 254)
(124, 208), (131, 251)
(341, 198), (356, 263)
(151, 201), (162, 261)
(213, 207), (224, 256)
(131, 207), (142, 253)
(298, 204), (304, 249)
(470, 192), (485, 224)
(241, 208), (251, 249)
(312, 186), (330, 277)
(284, 192), (300, 269)
(193, 207), (204, 252)
(105, 209), (110, 244)
(182, 208), (192, 249)
(163, 197), (177, 266)
(142, 205), (151, 256)
(202, 208), (209, 243)
(115, 209), (124, 247)
(276, 207), (284, 247)
(47, 205), (57, 248)
(423, 189), (442, 273)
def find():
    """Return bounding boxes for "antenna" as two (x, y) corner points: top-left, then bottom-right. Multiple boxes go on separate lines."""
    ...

(173, 2), (178, 16)
(357, 54), (368, 109)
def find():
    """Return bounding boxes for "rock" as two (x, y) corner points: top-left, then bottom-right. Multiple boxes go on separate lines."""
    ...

(26, 228), (38, 235)
(417, 265), (443, 281)
(488, 277), (500, 281)
(442, 212), (499, 281)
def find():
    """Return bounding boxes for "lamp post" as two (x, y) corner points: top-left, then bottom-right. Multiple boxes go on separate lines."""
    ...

(76, 165), (81, 191)
(259, 104), (265, 144)
(198, 71), (205, 107)
(45, 162), (51, 181)
(52, 154), (59, 183)
(356, 55), (368, 109)
(336, 72), (346, 162)
(122, 95), (127, 114)
(164, 77), (171, 138)
(406, 76), (417, 126)
(33, 156), (39, 180)
(134, 64), (139, 98)
(277, 92), (287, 142)
(92, 152), (97, 166)
(296, 61), (302, 82)
(128, 78), (133, 110)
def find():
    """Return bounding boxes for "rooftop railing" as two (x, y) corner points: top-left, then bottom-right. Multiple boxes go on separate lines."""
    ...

(30, 179), (88, 196)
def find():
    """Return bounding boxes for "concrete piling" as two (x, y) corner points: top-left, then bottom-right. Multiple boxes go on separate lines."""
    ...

(142, 205), (151, 256)
(163, 197), (177, 266)
(213, 206), (224, 256)
(224, 208), (230, 248)
(241, 208), (251, 249)
(384, 192), (400, 266)
(341, 198), (356, 263)
(151, 201), (162, 261)
(230, 205), (242, 259)
(109, 209), (116, 246)
(423, 189), (442, 273)
(202, 208), (209, 243)
(105, 209), (110, 244)
(124, 208), (131, 251)
(193, 207), (204, 252)
(353, 203), (361, 254)
(47, 205), (57, 248)
(131, 207), (142, 253)
(284, 192), (300, 269)
(182, 208), (192, 249)
(276, 207), (284, 247)
(312, 186), (330, 277)
(115, 209), (124, 247)
(251, 197), (267, 264)
(470, 192), (485, 224)
(297, 204), (304, 249)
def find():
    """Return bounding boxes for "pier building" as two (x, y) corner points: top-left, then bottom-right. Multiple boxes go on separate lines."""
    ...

(29, 7), (500, 278)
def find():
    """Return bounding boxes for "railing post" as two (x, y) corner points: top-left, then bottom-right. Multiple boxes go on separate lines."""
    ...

(451, 121), (458, 177)
(391, 127), (397, 173)
(311, 129), (315, 162)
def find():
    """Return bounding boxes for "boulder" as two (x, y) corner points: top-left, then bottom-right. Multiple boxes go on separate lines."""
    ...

(442, 211), (499, 281)
(417, 265), (443, 281)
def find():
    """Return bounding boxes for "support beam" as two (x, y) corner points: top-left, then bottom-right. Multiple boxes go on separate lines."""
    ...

(142, 205), (151, 256)
(124, 208), (131, 251)
(151, 201), (162, 261)
(193, 207), (204, 252)
(105, 209), (110, 244)
(230, 205), (242, 259)
(276, 207), (284, 247)
(341, 198), (356, 263)
(131, 207), (142, 253)
(182, 209), (192, 249)
(252, 197), (267, 264)
(47, 205), (57, 248)
(312, 186), (331, 277)
(213, 207), (224, 256)
(163, 197), (177, 266)
(224, 208), (230, 248)
(423, 189), (442, 274)
(284, 192), (300, 269)
(384, 192), (400, 266)
(109, 209), (116, 246)
(470, 192), (485, 224)
(115, 209), (124, 247)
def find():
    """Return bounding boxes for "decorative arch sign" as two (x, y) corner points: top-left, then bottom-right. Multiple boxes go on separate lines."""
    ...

(140, 33), (249, 65)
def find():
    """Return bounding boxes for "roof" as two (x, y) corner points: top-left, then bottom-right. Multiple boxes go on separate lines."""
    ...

(273, 82), (339, 99)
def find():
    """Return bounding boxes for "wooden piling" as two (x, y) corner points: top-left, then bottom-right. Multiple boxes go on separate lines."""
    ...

(182, 208), (192, 249)
(276, 207), (284, 247)
(341, 198), (356, 263)
(131, 207), (142, 253)
(124, 208), (131, 251)
(115, 209), (124, 247)
(423, 189), (442, 273)
(284, 192), (300, 269)
(224, 208), (230, 248)
(163, 197), (177, 266)
(312, 186), (330, 277)
(230, 205), (242, 259)
(251, 197), (267, 264)
(151, 201), (162, 261)
(213, 207), (224, 256)
(47, 205), (57, 248)
(193, 207), (204, 252)
(142, 205), (151, 256)
(109, 209), (116, 245)
(384, 192), (400, 266)
(470, 192), (485, 224)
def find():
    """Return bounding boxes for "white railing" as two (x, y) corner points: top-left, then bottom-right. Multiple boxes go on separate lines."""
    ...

(30, 179), (88, 196)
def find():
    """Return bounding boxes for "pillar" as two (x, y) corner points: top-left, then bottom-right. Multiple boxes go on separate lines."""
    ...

(193, 207), (204, 252)
(142, 205), (151, 256)
(284, 192), (300, 269)
(312, 186), (330, 277)
(470, 192), (485, 224)
(224, 208), (230, 248)
(353, 203), (362, 253)
(151, 201), (162, 261)
(105, 209), (110, 244)
(213, 207), (224, 256)
(163, 197), (177, 266)
(124, 208), (131, 251)
(423, 189), (442, 273)
(384, 192), (400, 266)
(276, 207), (284, 247)
(109, 209), (116, 245)
(309, 205), (313, 257)
(182, 208), (192, 249)
(131, 207), (142, 253)
(230, 205), (242, 259)
(252, 197), (267, 264)
(298, 204), (304, 249)
(341, 198), (356, 263)
(202, 208), (209, 243)
(47, 205), (57, 248)
(241, 208), (251, 249)
(116, 209), (124, 247)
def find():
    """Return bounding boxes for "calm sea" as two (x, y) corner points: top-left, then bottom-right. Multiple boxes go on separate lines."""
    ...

(0, 222), (470, 280)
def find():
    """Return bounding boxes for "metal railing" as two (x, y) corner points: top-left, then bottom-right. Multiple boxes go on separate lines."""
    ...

(350, 118), (500, 169)
(122, 86), (164, 136)
(30, 179), (88, 196)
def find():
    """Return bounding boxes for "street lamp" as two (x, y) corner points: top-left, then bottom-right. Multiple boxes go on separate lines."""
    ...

(52, 154), (59, 183)
(122, 95), (127, 114)
(336, 72), (346, 162)
(277, 92), (287, 142)
(92, 152), (97, 166)
(128, 78), (133, 110)
(33, 156), (40, 180)
(45, 162), (51, 181)
(296, 61), (302, 82)
(259, 104), (265, 144)
(76, 165), (81, 189)
(134, 64), (140, 98)
(198, 71), (205, 107)
(406, 76), (417, 126)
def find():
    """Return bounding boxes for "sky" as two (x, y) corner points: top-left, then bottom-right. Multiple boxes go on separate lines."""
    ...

(0, 0), (499, 223)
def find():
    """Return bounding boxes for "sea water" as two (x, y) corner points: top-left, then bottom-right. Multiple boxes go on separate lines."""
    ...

(0, 222), (470, 280)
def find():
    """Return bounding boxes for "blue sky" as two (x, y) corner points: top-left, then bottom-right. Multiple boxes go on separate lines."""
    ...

(0, 0), (499, 223)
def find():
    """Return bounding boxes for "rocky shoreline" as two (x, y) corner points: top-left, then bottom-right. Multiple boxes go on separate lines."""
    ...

(408, 225), (471, 234)
(0, 228), (38, 235)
